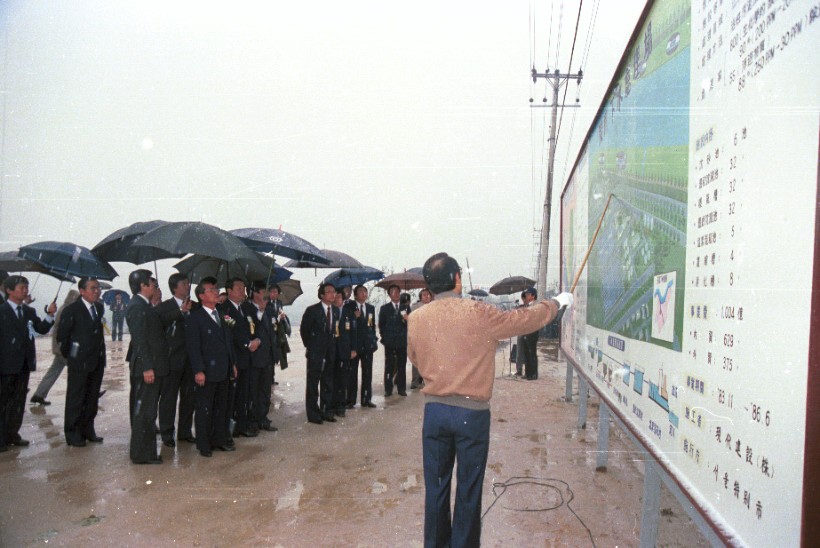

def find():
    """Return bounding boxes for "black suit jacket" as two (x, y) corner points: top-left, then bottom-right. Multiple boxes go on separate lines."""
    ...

(218, 300), (253, 371)
(155, 298), (189, 371)
(347, 301), (377, 355)
(125, 295), (170, 378)
(57, 299), (106, 372)
(299, 302), (337, 363)
(240, 301), (277, 369)
(378, 301), (408, 348)
(335, 304), (357, 360)
(0, 300), (54, 374)
(185, 307), (235, 382)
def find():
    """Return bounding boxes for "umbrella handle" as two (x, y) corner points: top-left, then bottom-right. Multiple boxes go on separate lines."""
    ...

(53, 280), (64, 305)
(569, 193), (613, 293)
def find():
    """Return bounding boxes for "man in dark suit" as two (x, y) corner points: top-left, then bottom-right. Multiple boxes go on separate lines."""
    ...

(332, 289), (357, 417)
(241, 281), (278, 432)
(267, 284), (289, 381)
(520, 288), (540, 380)
(185, 277), (237, 457)
(218, 277), (260, 438)
(0, 275), (56, 451)
(346, 285), (378, 408)
(155, 273), (196, 447)
(125, 270), (168, 465)
(378, 284), (409, 397)
(56, 277), (106, 447)
(299, 282), (339, 424)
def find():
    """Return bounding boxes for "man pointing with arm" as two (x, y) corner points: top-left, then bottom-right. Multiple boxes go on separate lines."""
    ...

(407, 252), (573, 548)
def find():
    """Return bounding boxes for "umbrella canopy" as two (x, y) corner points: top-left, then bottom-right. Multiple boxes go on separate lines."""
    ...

(0, 250), (76, 282)
(18, 241), (118, 281)
(92, 220), (182, 264)
(98, 281), (113, 290)
(102, 289), (130, 306)
(272, 279), (303, 306)
(230, 227), (329, 264)
(323, 266), (384, 288)
(489, 276), (536, 296)
(283, 249), (363, 269)
(375, 268), (427, 291)
(174, 253), (292, 287)
(468, 289), (489, 297)
(133, 221), (260, 264)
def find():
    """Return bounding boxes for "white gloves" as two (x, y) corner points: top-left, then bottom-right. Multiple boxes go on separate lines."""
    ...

(553, 292), (574, 309)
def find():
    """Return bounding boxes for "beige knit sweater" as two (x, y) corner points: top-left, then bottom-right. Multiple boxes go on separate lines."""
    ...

(407, 292), (558, 404)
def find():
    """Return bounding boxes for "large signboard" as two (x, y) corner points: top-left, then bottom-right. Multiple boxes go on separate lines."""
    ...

(559, 0), (819, 545)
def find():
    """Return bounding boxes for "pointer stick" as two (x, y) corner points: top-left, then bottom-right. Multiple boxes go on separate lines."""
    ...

(570, 193), (614, 294)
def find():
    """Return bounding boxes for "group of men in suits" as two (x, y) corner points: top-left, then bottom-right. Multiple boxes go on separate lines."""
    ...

(300, 283), (379, 425)
(124, 271), (286, 462)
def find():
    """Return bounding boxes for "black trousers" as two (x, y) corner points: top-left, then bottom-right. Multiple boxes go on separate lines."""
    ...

(158, 363), (195, 440)
(64, 364), (104, 443)
(0, 368), (30, 446)
(348, 352), (373, 405)
(253, 364), (273, 427)
(129, 375), (162, 463)
(333, 359), (349, 411)
(232, 367), (253, 433)
(384, 346), (407, 395)
(194, 379), (230, 452)
(523, 334), (539, 379)
(305, 354), (334, 421)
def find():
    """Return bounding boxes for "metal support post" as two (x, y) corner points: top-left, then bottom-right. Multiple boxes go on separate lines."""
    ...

(596, 400), (610, 471)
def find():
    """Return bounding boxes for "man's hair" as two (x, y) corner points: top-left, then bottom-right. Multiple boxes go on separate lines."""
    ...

(422, 252), (460, 294)
(225, 277), (244, 292)
(168, 272), (189, 292)
(194, 276), (218, 301)
(354, 285), (367, 298)
(0, 270), (9, 284)
(77, 277), (98, 290)
(250, 280), (267, 294)
(128, 269), (152, 294)
(317, 282), (335, 299)
(387, 284), (401, 294)
(268, 283), (281, 293)
(3, 274), (28, 292)
(419, 288), (432, 300)
(522, 287), (537, 299)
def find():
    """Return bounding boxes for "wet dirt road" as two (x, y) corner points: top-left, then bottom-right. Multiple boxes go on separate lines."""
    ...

(0, 336), (706, 547)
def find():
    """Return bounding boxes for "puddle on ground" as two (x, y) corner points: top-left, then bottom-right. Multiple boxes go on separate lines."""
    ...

(371, 481), (388, 494)
(275, 481), (304, 511)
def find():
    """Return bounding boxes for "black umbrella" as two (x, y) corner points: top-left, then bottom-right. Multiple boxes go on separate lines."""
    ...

(92, 220), (182, 264)
(132, 221), (261, 264)
(230, 227), (329, 264)
(323, 267), (384, 288)
(0, 250), (76, 282)
(282, 248), (363, 269)
(102, 289), (130, 306)
(468, 289), (489, 297)
(174, 253), (292, 286)
(489, 276), (536, 296)
(18, 241), (118, 281)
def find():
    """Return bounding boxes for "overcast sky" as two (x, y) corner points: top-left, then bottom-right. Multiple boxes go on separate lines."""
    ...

(0, 0), (645, 301)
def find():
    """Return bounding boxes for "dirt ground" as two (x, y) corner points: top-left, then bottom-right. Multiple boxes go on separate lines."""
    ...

(0, 334), (709, 547)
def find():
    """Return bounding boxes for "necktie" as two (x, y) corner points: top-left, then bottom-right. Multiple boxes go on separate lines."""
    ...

(212, 310), (221, 326)
(90, 305), (98, 322)
(16, 305), (23, 320)
(326, 305), (331, 333)
(360, 304), (364, 316)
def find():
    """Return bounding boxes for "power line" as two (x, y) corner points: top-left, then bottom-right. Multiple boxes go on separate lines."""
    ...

(555, 0), (584, 146)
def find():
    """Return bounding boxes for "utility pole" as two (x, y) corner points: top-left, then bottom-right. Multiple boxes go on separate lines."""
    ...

(530, 66), (582, 301)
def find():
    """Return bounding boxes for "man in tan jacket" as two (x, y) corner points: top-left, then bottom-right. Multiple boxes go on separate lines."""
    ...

(408, 252), (573, 548)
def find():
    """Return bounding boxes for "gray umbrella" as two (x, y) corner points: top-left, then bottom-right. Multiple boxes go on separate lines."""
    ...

(133, 221), (261, 264)
(92, 220), (182, 264)
(0, 250), (76, 282)
(273, 279), (303, 306)
(282, 248), (363, 269)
